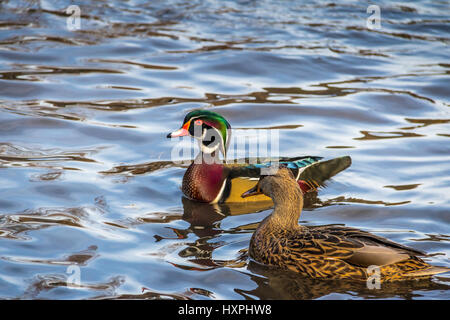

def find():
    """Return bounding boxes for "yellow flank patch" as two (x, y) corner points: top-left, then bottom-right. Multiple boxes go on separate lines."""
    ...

(225, 177), (272, 203)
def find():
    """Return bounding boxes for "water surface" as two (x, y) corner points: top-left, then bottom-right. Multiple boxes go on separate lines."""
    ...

(0, 0), (449, 299)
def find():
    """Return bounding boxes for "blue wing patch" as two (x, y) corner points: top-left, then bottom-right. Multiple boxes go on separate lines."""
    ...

(250, 157), (321, 169)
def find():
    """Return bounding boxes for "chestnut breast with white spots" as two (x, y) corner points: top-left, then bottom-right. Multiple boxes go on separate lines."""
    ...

(182, 162), (228, 203)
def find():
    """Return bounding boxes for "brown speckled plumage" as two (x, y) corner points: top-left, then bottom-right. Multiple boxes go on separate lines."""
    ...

(247, 168), (449, 282)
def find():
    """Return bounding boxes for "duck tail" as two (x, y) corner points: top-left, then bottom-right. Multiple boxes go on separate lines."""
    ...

(298, 156), (352, 187)
(406, 265), (450, 278)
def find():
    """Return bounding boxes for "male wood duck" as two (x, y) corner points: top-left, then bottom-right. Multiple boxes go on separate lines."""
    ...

(167, 109), (351, 204)
(241, 167), (449, 281)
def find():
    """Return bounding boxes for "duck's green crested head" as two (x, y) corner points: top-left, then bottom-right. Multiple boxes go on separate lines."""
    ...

(167, 109), (231, 157)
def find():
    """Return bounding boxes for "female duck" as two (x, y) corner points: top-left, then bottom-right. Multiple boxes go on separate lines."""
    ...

(241, 167), (449, 281)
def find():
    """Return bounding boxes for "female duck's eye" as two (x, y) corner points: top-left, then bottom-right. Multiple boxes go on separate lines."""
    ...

(194, 119), (203, 126)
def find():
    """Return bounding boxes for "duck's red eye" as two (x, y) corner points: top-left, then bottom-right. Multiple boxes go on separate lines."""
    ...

(194, 119), (203, 126)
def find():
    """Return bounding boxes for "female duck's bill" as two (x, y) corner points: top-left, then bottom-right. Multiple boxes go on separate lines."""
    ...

(241, 182), (262, 198)
(241, 171), (311, 198)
